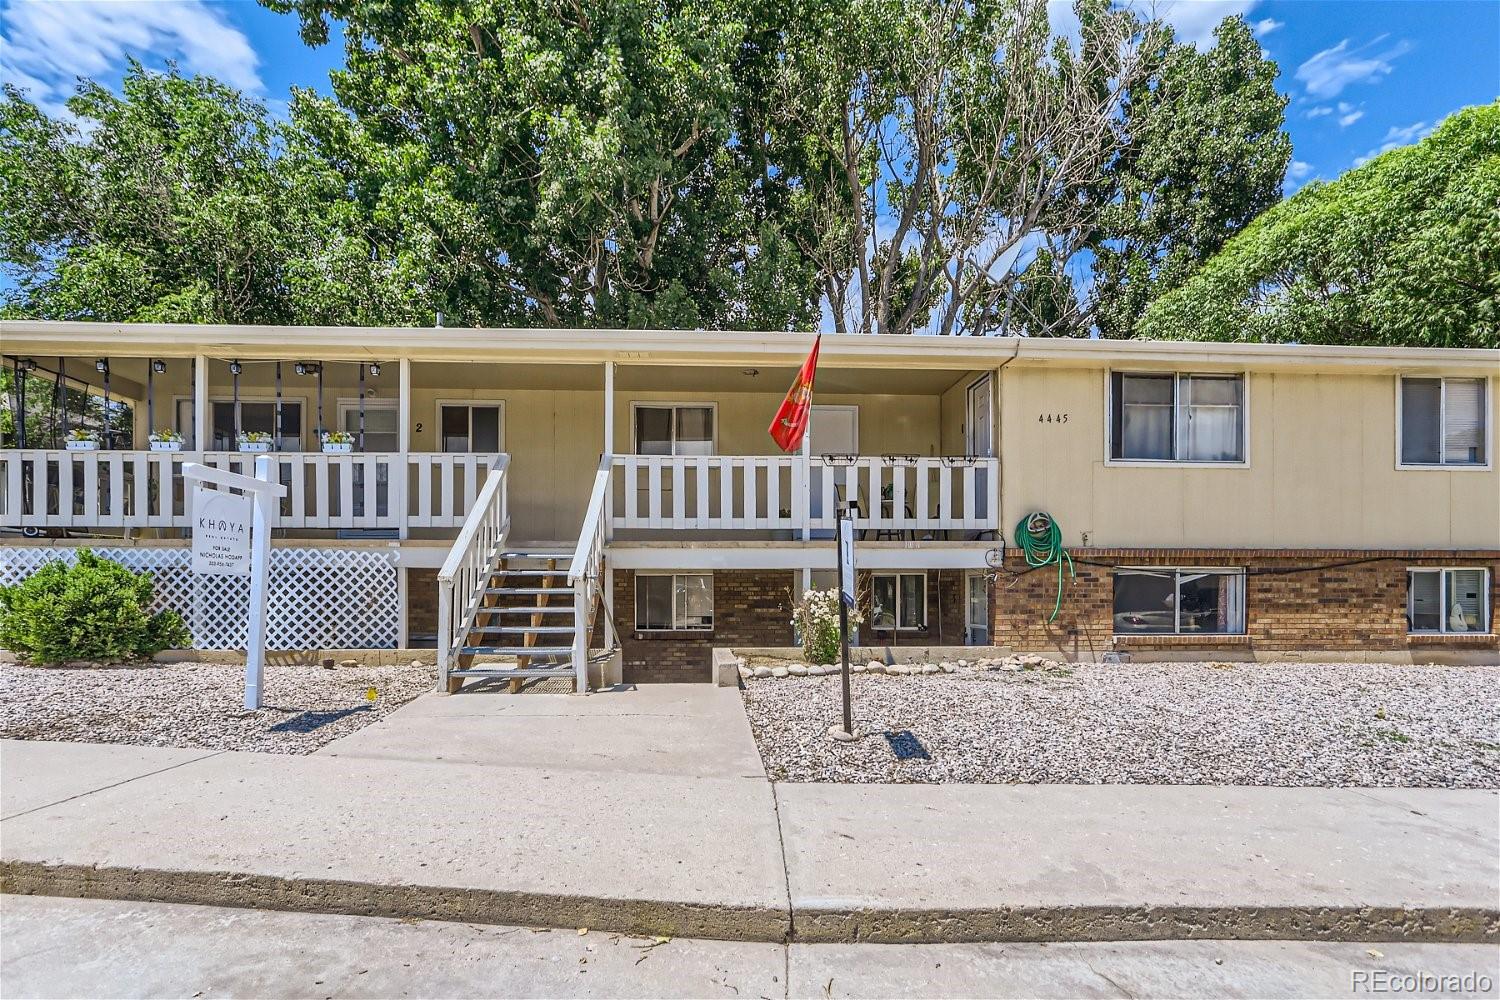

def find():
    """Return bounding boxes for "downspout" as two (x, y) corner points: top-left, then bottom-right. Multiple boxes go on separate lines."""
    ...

(994, 338), (1022, 549)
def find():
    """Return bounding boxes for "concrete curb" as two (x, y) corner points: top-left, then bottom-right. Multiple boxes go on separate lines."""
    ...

(5, 861), (1495, 946)
(0, 862), (791, 944)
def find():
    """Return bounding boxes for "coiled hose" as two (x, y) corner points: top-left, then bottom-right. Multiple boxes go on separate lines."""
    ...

(1014, 511), (1075, 623)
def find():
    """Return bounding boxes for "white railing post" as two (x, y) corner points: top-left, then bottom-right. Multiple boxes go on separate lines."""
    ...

(567, 456), (612, 694)
(435, 455), (512, 693)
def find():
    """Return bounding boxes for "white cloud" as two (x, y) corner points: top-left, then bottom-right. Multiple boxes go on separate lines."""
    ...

(1287, 160), (1313, 180)
(0, 0), (262, 116)
(1353, 120), (1434, 167)
(1337, 101), (1364, 127)
(1154, 0), (1259, 49)
(1252, 18), (1282, 38)
(1295, 35), (1411, 99)
(1306, 105), (1333, 119)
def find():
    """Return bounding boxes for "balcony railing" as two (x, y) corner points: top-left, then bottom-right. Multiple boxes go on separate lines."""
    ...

(610, 454), (998, 535)
(0, 450), (503, 531)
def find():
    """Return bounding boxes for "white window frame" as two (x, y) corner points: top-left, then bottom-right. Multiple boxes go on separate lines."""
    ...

(964, 570), (990, 645)
(1112, 566), (1248, 636)
(1105, 370), (1250, 468)
(336, 397), (399, 453)
(633, 572), (714, 633)
(434, 399), (506, 455)
(630, 401), (718, 456)
(1395, 376), (1492, 471)
(1406, 567), (1491, 634)
(870, 571), (928, 632)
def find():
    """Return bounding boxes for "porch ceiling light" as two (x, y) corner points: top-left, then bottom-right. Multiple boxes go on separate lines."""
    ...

(95, 358), (109, 374)
(151, 359), (166, 374)
(368, 362), (381, 377)
(741, 368), (759, 377)
(229, 360), (243, 376)
(295, 362), (321, 376)
(16, 358), (37, 372)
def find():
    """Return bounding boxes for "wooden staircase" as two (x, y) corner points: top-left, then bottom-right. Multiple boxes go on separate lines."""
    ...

(446, 550), (596, 692)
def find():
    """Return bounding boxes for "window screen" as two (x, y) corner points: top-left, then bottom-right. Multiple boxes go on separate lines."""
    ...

(871, 573), (926, 631)
(1409, 568), (1490, 633)
(1401, 377), (1486, 466)
(634, 405), (714, 456)
(635, 574), (712, 630)
(1114, 569), (1246, 635)
(1111, 373), (1244, 462)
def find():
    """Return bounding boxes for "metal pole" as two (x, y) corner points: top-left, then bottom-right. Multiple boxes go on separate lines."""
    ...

(58, 357), (68, 441)
(147, 361), (154, 436)
(358, 363), (366, 451)
(245, 455), (274, 710)
(836, 503), (853, 736)
(102, 362), (111, 449)
(232, 362), (240, 445)
(317, 364), (324, 439)
(275, 362), (283, 450)
(14, 359), (26, 449)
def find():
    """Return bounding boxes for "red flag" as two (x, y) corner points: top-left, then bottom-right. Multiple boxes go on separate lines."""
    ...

(769, 335), (820, 453)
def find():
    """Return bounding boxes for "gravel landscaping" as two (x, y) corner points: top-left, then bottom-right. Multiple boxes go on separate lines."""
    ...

(0, 660), (433, 754)
(741, 660), (1500, 787)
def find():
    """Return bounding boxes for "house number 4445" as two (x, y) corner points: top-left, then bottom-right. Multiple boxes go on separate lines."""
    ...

(1037, 413), (1069, 423)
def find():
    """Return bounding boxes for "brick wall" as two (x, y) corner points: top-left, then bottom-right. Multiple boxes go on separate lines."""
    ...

(994, 549), (1500, 659)
(613, 570), (796, 683)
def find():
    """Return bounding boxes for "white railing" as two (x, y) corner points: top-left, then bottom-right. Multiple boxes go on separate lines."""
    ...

(612, 455), (803, 531)
(436, 457), (511, 691)
(808, 456), (999, 533)
(567, 456), (614, 693)
(0, 450), (501, 531)
(608, 454), (999, 535)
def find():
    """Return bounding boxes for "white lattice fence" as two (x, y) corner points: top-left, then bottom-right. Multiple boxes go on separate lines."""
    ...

(0, 546), (399, 650)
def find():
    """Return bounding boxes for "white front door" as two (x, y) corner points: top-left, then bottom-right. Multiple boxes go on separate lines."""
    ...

(966, 375), (993, 457)
(809, 405), (859, 524)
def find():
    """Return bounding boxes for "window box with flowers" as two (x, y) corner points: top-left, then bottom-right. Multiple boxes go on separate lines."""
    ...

(148, 429), (184, 452)
(321, 431), (355, 454)
(64, 429), (99, 451)
(237, 431), (273, 453)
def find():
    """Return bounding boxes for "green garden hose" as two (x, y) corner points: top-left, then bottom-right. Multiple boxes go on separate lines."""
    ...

(1014, 511), (1075, 623)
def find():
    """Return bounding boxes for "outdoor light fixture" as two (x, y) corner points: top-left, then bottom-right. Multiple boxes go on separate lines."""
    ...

(95, 359), (109, 374)
(152, 359), (167, 374)
(295, 362), (321, 376)
(229, 360), (243, 376)
(369, 362), (381, 377)
(741, 368), (760, 377)
(16, 358), (36, 372)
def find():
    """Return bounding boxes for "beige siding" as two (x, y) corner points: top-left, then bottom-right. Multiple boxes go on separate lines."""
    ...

(1001, 366), (1500, 549)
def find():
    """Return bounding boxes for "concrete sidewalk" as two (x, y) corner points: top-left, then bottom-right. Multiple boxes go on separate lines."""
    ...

(1, 685), (1497, 944)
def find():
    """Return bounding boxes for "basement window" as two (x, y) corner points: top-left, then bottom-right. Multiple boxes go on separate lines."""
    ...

(635, 573), (713, 632)
(1113, 569), (1246, 635)
(1109, 372), (1245, 463)
(1407, 568), (1490, 634)
(871, 572), (927, 632)
(1399, 377), (1488, 466)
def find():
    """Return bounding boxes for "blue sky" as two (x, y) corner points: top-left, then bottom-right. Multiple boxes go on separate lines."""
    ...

(0, 0), (1495, 187)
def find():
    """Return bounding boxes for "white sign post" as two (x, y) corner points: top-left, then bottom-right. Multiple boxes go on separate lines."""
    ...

(184, 458), (286, 710)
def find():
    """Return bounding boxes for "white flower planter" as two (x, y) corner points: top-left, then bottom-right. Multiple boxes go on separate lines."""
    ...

(149, 439), (183, 452)
(65, 440), (99, 452)
(238, 441), (272, 454)
(322, 442), (354, 454)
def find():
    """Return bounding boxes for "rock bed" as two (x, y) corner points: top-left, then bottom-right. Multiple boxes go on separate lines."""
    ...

(740, 660), (1500, 787)
(0, 660), (433, 754)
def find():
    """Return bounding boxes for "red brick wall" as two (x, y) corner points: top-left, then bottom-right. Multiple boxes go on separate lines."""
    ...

(993, 549), (1500, 659)
(612, 570), (796, 683)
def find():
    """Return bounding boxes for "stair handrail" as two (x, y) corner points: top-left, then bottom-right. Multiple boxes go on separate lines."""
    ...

(566, 455), (613, 691)
(436, 455), (511, 691)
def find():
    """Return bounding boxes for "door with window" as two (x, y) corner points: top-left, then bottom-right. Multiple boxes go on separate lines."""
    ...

(182, 399), (303, 451)
(965, 376), (993, 526)
(965, 571), (990, 645)
(632, 404), (714, 519)
(338, 399), (398, 520)
(809, 405), (858, 529)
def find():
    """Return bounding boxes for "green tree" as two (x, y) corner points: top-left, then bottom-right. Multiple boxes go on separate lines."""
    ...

(1088, 15), (1290, 339)
(267, 0), (819, 330)
(1139, 102), (1500, 349)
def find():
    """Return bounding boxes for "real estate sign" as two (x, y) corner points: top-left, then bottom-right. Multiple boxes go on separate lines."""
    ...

(191, 487), (253, 576)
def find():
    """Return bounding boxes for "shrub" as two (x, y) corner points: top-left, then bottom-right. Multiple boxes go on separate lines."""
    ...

(791, 587), (862, 665)
(0, 550), (190, 664)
